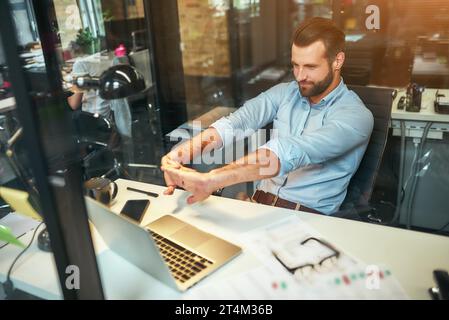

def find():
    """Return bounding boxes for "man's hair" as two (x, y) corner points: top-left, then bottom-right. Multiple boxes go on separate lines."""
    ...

(292, 17), (345, 62)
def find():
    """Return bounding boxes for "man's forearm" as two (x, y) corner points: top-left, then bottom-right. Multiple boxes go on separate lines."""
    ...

(167, 127), (223, 164)
(207, 148), (280, 191)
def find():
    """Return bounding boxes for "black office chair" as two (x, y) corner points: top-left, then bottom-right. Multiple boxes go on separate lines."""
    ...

(333, 85), (396, 221)
(72, 111), (122, 180)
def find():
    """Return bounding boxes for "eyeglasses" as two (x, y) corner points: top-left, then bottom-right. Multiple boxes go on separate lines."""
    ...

(272, 237), (340, 279)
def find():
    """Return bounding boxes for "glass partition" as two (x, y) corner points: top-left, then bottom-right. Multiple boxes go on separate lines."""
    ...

(0, 1), (64, 299)
(1, 0), (448, 301)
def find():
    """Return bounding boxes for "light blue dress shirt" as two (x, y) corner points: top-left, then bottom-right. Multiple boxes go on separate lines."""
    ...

(211, 79), (374, 215)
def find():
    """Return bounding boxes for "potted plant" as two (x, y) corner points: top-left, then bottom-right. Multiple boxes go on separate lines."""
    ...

(75, 27), (96, 55)
(0, 224), (25, 248)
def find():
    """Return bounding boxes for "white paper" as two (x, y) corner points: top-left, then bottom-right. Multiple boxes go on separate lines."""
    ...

(184, 216), (409, 300)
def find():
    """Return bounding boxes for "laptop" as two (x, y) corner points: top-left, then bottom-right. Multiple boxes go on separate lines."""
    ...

(85, 197), (242, 292)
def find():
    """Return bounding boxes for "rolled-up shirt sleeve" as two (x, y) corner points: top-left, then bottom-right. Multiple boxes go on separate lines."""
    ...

(260, 105), (374, 177)
(210, 83), (288, 148)
(209, 117), (235, 149)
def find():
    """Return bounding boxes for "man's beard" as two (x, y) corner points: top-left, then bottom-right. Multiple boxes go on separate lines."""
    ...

(298, 69), (334, 98)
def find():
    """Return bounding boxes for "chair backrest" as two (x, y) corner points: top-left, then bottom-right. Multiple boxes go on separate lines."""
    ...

(340, 85), (396, 210)
(72, 110), (116, 146)
(71, 111), (120, 179)
(129, 49), (152, 88)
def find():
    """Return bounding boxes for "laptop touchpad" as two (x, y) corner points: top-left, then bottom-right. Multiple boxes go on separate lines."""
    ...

(170, 226), (210, 248)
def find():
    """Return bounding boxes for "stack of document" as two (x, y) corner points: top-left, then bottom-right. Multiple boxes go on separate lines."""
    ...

(184, 216), (409, 300)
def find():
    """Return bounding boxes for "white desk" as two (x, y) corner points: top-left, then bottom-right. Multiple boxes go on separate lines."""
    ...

(1, 178), (449, 300)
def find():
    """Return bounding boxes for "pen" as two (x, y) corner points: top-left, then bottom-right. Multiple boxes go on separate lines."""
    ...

(126, 187), (159, 198)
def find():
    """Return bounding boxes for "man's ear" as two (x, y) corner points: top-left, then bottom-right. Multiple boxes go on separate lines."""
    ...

(333, 52), (345, 71)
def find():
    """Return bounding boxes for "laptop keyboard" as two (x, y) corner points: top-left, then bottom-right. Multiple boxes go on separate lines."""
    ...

(150, 231), (214, 283)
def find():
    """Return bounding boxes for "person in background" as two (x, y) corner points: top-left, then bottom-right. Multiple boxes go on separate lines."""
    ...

(66, 56), (112, 119)
(65, 43), (135, 177)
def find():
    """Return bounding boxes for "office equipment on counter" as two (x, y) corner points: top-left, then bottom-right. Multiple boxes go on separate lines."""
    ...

(434, 89), (449, 114)
(397, 96), (407, 110)
(405, 83), (425, 112)
(86, 197), (242, 292)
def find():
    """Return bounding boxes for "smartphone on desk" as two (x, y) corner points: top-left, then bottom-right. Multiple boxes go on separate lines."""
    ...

(120, 199), (150, 224)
